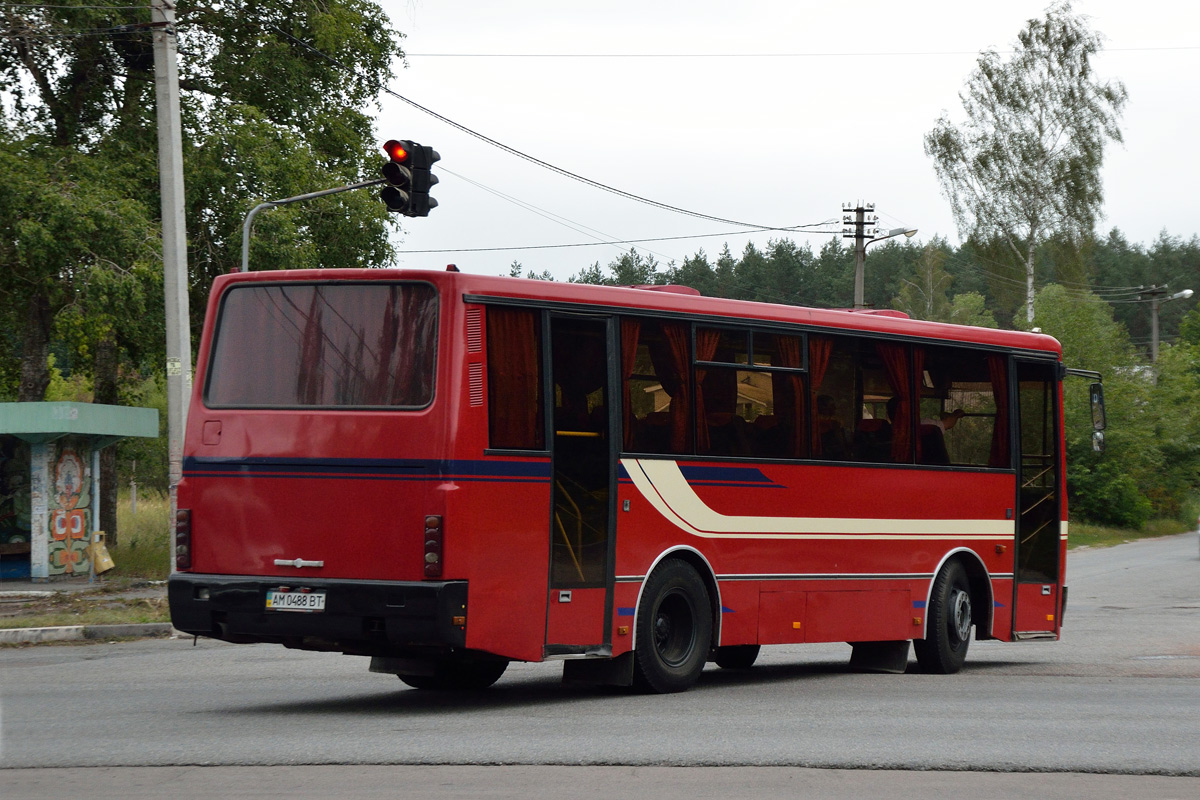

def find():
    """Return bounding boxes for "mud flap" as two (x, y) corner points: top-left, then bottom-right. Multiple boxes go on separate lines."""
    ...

(849, 640), (911, 674)
(562, 651), (635, 686)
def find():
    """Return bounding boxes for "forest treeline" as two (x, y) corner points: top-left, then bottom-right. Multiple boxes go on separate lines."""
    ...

(509, 227), (1200, 529)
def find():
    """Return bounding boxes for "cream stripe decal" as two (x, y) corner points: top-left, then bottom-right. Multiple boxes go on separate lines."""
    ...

(623, 458), (1014, 540)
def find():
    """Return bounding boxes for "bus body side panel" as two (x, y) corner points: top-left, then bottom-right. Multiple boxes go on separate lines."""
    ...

(615, 459), (1017, 647)
(450, 456), (552, 663)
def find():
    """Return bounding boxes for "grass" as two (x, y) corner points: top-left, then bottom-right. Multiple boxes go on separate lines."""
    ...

(110, 489), (172, 581)
(0, 592), (169, 630)
(1068, 517), (1194, 549)
(0, 491), (174, 633)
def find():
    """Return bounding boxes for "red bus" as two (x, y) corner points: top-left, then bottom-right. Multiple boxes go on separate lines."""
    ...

(169, 267), (1096, 693)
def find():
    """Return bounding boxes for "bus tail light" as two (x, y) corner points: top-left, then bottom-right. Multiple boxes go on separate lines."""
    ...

(176, 509), (192, 570)
(424, 515), (443, 578)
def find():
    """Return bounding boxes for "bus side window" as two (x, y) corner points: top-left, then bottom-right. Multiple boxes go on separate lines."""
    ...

(486, 307), (545, 450)
(811, 336), (855, 462)
(918, 346), (1008, 468)
(622, 318), (692, 455)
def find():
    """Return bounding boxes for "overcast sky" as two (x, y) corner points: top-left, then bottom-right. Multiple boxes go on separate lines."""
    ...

(371, 1), (1198, 282)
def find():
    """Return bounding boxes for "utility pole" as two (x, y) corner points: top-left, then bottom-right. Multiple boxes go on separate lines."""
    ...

(152, 0), (190, 573)
(843, 202), (917, 310)
(1140, 285), (1194, 363)
(844, 202), (877, 310)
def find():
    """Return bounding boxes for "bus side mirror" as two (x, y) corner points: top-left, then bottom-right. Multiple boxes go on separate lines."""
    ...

(1089, 383), (1106, 432)
(1092, 430), (1105, 453)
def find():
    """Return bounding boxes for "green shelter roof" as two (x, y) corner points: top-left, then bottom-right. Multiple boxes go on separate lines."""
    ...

(0, 402), (159, 447)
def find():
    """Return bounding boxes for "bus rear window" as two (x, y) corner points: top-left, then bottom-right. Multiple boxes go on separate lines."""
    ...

(205, 282), (438, 408)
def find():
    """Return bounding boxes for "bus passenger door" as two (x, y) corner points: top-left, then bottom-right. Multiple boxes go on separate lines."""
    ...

(545, 315), (616, 656)
(1012, 360), (1062, 637)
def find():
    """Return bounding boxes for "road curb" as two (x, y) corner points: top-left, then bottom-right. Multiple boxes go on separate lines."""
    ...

(0, 623), (176, 645)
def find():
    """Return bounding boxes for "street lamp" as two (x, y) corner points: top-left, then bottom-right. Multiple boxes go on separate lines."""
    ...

(1144, 286), (1194, 362)
(844, 201), (918, 309)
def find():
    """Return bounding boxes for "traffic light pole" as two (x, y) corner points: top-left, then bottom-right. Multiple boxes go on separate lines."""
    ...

(240, 178), (385, 272)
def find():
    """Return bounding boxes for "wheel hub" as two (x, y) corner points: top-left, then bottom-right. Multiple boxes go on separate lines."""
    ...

(653, 591), (694, 667)
(950, 589), (972, 643)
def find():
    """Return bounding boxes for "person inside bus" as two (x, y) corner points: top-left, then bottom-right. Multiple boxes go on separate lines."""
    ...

(701, 368), (751, 456)
(918, 409), (963, 465)
(816, 394), (848, 460)
(854, 395), (896, 462)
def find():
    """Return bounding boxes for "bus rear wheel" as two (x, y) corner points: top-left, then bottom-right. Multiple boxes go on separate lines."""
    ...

(914, 559), (973, 674)
(398, 658), (508, 691)
(633, 560), (712, 693)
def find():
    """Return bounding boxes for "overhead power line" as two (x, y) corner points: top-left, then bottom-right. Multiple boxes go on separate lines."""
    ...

(396, 227), (842, 255)
(402, 45), (1200, 58)
(267, 24), (829, 234)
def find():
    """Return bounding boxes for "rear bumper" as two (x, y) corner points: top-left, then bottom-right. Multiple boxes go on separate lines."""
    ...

(168, 573), (468, 657)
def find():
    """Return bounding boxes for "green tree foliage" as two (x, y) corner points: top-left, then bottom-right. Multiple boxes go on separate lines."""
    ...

(946, 292), (998, 329)
(1, 0), (404, 396)
(1028, 285), (1154, 527)
(569, 249), (666, 286)
(893, 244), (954, 321)
(2, 1), (404, 540)
(925, 1), (1127, 323)
(0, 138), (158, 400)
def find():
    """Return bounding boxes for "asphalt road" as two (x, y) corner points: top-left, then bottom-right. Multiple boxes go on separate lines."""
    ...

(2, 532), (1198, 797)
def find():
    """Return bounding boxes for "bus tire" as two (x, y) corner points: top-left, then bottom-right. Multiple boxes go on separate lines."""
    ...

(713, 645), (760, 669)
(914, 559), (973, 674)
(398, 658), (508, 691)
(633, 560), (712, 693)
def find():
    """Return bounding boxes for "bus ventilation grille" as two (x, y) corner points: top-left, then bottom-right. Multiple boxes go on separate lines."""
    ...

(468, 362), (484, 406)
(467, 309), (483, 353)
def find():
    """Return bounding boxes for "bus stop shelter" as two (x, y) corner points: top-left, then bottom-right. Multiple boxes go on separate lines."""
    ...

(0, 402), (159, 581)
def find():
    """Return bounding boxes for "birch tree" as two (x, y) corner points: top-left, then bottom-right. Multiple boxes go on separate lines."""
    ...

(924, 1), (1126, 323)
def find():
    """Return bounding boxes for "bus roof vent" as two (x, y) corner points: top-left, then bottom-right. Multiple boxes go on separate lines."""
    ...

(841, 308), (910, 319)
(625, 285), (702, 296)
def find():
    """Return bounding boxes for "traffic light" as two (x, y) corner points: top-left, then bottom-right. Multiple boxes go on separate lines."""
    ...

(380, 139), (440, 217)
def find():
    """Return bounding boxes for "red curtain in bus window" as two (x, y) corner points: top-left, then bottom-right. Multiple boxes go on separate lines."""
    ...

(988, 354), (1010, 468)
(487, 307), (543, 449)
(876, 342), (912, 463)
(774, 334), (807, 458)
(693, 328), (722, 453)
(621, 318), (641, 450)
(911, 347), (926, 462)
(653, 322), (691, 453)
(808, 336), (832, 456)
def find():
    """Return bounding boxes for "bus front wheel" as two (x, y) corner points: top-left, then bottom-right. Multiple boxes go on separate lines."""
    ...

(914, 559), (973, 674)
(633, 560), (713, 693)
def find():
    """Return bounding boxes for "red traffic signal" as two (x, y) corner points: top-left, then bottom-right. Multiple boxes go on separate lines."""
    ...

(380, 139), (440, 217)
(383, 139), (410, 162)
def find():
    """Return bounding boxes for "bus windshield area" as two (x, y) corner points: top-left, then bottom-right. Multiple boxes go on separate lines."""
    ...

(205, 282), (438, 408)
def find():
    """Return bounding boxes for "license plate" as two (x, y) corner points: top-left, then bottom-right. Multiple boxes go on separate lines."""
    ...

(265, 589), (326, 613)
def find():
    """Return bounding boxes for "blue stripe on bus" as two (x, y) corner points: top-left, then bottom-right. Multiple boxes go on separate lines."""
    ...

(182, 457), (552, 482)
(617, 607), (635, 617)
(679, 465), (778, 486)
